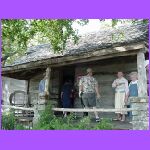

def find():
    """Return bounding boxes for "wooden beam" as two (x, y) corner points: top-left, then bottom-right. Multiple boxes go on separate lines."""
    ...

(137, 50), (147, 97)
(52, 107), (147, 112)
(44, 67), (51, 100)
(2, 105), (34, 111)
(2, 43), (145, 75)
(2, 50), (139, 75)
(26, 79), (30, 105)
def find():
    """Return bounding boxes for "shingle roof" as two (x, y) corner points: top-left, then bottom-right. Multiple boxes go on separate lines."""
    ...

(6, 23), (148, 67)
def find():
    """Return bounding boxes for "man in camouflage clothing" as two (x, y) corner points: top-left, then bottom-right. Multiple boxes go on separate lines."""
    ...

(79, 68), (101, 122)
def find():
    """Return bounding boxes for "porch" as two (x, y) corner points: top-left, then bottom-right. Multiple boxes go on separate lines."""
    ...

(2, 42), (149, 130)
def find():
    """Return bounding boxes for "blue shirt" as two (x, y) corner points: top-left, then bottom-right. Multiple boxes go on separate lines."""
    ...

(129, 80), (138, 97)
(39, 79), (45, 93)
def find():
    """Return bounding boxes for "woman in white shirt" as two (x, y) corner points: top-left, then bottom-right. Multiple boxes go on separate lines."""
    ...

(112, 72), (129, 122)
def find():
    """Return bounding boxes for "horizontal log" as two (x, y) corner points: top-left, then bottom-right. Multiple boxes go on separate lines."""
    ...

(2, 43), (144, 75)
(52, 107), (147, 112)
(2, 105), (34, 111)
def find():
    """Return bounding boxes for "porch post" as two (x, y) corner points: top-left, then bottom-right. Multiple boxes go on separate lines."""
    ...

(137, 50), (147, 97)
(26, 79), (30, 106)
(128, 49), (149, 130)
(33, 67), (51, 127)
(37, 67), (51, 110)
(44, 67), (51, 101)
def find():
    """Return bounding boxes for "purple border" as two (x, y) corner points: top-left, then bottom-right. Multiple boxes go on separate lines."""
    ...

(0, 0), (150, 149)
(149, 22), (150, 128)
(0, 131), (150, 149)
(0, 0), (149, 18)
(0, 19), (2, 129)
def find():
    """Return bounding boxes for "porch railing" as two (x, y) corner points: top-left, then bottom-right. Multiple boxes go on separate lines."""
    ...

(51, 107), (147, 112)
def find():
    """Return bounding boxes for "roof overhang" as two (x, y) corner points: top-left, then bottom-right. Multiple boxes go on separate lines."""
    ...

(2, 42), (147, 80)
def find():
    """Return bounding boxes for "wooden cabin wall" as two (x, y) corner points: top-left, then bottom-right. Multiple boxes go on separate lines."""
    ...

(28, 55), (138, 110)
(29, 73), (43, 105)
(29, 69), (60, 107)
(2, 77), (27, 105)
(49, 69), (61, 107)
(74, 56), (137, 109)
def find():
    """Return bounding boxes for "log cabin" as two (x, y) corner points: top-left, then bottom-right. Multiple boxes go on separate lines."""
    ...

(2, 22), (149, 120)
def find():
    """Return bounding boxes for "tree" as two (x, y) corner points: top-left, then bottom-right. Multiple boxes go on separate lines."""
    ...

(1, 19), (88, 66)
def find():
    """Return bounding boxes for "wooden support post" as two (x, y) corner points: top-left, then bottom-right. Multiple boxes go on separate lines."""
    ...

(44, 67), (51, 100)
(137, 50), (147, 97)
(26, 79), (30, 106)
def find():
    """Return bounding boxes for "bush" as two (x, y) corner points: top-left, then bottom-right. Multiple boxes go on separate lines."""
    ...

(15, 124), (26, 130)
(2, 111), (15, 130)
(33, 103), (113, 130)
(2, 110), (29, 130)
(94, 118), (113, 130)
(33, 103), (55, 129)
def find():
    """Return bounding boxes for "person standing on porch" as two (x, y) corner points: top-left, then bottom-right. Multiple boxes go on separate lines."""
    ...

(112, 72), (129, 122)
(61, 80), (74, 117)
(126, 72), (138, 117)
(79, 68), (101, 122)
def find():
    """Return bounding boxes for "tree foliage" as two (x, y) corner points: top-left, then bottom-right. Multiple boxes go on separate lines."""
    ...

(111, 19), (148, 27)
(1, 19), (88, 65)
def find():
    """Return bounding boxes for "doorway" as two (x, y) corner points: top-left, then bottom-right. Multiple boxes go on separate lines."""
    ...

(62, 66), (75, 85)
(58, 66), (75, 108)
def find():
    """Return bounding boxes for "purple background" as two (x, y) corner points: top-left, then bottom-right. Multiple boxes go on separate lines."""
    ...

(0, 0), (150, 149)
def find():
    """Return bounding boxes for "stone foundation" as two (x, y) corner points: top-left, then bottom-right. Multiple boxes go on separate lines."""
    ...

(130, 97), (149, 130)
(33, 95), (47, 126)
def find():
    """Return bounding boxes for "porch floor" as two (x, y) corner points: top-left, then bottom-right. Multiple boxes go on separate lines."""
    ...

(82, 116), (132, 130)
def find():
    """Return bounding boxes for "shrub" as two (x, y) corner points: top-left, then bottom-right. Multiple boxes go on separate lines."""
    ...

(2, 111), (15, 130)
(94, 118), (113, 130)
(33, 103), (113, 130)
(15, 124), (26, 130)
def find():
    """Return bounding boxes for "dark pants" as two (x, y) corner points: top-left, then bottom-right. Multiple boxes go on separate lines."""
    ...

(81, 93), (96, 117)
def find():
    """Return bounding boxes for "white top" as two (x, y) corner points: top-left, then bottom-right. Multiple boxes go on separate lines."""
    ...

(112, 77), (129, 94)
(129, 80), (138, 88)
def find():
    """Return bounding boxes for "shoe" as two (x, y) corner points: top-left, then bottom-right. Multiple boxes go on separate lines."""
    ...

(63, 114), (67, 118)
(96, 118), (100, 122)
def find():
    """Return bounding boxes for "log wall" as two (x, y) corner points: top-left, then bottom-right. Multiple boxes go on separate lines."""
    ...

(28, 55), (138, 112)
(2, 77), (27, 105)
(74, 56), (138, 118)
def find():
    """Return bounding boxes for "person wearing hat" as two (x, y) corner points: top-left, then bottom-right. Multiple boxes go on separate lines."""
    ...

(128, 72), (138, 97)
(79, 68), (101, 122)
(126, 72), (138, 118)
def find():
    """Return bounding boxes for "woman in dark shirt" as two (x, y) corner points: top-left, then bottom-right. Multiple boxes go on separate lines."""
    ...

(61, 80), (73, 117)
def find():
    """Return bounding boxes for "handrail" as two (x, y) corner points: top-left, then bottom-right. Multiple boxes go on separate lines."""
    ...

(2, 105), (147, 113)
(2, 105), (34, 111)
(52, 107), (147, 112)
